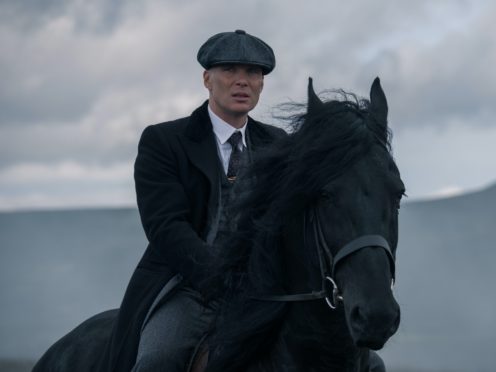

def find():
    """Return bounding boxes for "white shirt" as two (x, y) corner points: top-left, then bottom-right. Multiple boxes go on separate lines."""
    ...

(208, 105), (248, 174)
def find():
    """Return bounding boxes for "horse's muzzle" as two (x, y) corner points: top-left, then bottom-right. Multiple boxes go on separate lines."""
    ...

(348, 299), (400, 350)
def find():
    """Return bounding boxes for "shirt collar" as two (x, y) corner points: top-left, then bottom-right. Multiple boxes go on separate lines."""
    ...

(208, 104), (248, 147)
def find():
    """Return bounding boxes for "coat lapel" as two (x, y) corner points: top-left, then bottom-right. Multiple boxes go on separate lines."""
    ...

(179, 101), (221, 229)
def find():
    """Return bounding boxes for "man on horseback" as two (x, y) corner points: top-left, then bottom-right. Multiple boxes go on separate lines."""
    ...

(98, 30), (285, 372)
(33, 33), (393, 371)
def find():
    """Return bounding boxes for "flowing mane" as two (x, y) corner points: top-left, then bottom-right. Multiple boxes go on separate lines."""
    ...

(204, 82), (394, 371)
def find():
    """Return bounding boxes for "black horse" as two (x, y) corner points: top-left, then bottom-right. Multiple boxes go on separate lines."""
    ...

(33, 77), (404, 372)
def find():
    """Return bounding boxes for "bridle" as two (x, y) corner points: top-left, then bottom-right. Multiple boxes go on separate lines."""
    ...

(254, 208), (396, 310)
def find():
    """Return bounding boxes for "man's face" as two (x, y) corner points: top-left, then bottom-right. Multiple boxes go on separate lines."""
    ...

(203, 64), (264, 122)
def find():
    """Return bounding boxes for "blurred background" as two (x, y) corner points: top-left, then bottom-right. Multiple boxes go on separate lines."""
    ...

(1, 0), (495, 371)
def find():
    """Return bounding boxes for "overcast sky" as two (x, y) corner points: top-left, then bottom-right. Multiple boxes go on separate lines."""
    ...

(1, 0), (495, 211)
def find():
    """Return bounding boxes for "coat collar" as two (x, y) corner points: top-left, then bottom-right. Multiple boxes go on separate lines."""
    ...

(184, 100), (274, 147)
(184, 101), (213, 143)
(182, 100), (276, 186)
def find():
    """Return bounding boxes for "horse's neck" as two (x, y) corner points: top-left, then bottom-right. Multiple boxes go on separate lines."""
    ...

(256, 303), (369, 372)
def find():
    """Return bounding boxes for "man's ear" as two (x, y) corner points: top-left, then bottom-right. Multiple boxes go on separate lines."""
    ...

(203, 70), (211, 91)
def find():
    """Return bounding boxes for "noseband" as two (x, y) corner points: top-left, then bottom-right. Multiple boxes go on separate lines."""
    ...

(255, 209), (396, 310)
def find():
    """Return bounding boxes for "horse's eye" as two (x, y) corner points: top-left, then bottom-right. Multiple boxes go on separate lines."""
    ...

(320, 190), (334, 200)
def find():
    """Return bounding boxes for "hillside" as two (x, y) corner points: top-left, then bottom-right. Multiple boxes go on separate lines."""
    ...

(380, 183), (496, 371)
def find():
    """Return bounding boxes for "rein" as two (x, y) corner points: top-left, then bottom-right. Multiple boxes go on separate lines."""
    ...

(254, 209), (396, 310)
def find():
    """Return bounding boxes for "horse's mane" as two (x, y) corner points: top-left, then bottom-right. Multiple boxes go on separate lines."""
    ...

(204, 91), (393, 371)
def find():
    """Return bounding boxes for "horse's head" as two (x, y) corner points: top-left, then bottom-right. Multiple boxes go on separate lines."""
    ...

(306, 78), (403, 349)
(276, 78), (403, 352)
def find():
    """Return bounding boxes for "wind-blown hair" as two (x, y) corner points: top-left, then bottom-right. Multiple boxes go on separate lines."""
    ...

(204, 89), (393, 372)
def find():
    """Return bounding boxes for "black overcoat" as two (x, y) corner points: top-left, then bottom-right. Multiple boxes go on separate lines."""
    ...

(99, 101), (286, 371)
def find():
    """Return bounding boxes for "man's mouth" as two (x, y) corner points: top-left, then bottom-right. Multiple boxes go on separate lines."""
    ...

(232, 92), (250, 98)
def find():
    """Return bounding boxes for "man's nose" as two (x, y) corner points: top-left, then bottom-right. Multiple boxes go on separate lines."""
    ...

(234, 70), (249, 86)
(235, 79), (248, 87)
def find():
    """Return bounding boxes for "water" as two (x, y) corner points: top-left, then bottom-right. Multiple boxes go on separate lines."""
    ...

(0, 208), (145, 360)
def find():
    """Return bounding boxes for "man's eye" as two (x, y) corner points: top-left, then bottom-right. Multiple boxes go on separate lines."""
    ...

(248, 68), (262, 75)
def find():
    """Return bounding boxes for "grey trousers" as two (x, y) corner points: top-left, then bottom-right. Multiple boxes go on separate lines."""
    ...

(131, 284), (216, 372)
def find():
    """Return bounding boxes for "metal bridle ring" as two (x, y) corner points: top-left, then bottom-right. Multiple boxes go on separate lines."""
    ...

(323, 276), (343, 310)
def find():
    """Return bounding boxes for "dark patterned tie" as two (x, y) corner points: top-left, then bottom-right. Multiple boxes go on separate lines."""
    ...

(227, 131), (243, 182)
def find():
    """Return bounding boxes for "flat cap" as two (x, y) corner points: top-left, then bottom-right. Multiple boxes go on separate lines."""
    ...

(197, 30), (275, 75)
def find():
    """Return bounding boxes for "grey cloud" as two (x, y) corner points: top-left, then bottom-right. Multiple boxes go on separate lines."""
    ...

(358, 11), (496, 130)
(1, 0), (492, 134)
(238, 1), (496, 130)
(3, 0), (492, 129)
(0, 123), (136, 169)
(0, 76), (97, 127)
(0, 0), (70, 31)
(1, 0), (495, 208)
(0, 0), (210, 127)
(0, 0), (143, 34)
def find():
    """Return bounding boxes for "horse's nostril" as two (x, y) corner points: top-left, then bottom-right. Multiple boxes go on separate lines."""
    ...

(350, 306), (365, 324)
(350, 304), (400, 331)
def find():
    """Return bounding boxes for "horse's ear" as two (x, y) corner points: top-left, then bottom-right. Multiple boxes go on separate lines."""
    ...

(370, 77), (388, 129)
(308, 77), (324, 115)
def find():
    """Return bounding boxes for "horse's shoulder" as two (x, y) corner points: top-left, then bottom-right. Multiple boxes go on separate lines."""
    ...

(32, 310), (118, 372)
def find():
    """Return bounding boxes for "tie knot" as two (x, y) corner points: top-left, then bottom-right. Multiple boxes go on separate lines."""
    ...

(227, 131), (242, 149)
